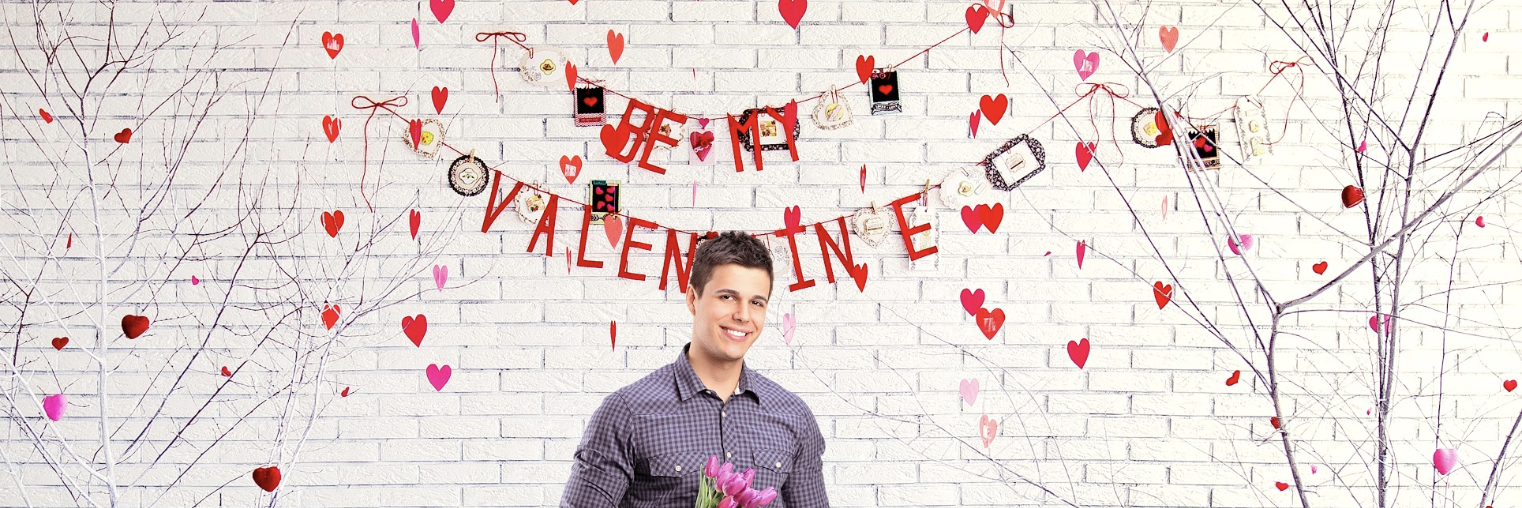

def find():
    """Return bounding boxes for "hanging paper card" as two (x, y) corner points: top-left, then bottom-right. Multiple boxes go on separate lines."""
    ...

(811, 87), (854, 130)
(939, 167), (992, 208)
(980, 134), (1047, 191)
(589, 180), (620, 225)
(735, 106), (800, 152)
(405, 119), (445, 159)
(448, 154), (490, 197)
(652, 115), (684, 152)
(909, 203), (938, 271)
(1186, 125), (1221, 170)
(869, 69), (901, 115)
(575, 86), (606, 127)
(1234, 96), (1270, 162)
(1131, 107), (1166, 148)
(517, 182), (553, 224)
(688, 119), (717, 166)
(850, 203), (892, 248)
(520, 47), (572, 88)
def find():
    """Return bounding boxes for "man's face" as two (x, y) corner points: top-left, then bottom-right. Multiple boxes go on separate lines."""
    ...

(687, 264), (771, 364)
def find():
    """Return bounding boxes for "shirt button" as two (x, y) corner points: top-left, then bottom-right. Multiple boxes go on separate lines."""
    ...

(774, 461), (782, 468)
(675, 465), (682, 472)
(722, 411), (727, 417)
(726, 452), (732, 458)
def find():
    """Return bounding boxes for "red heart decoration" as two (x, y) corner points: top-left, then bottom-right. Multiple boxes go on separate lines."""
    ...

(402, 314), (428, 347)
(1506, 380), (1518, 392)
(607, 30), (625, 65)
(1152, 281), (1173, 309)
(51, 337), (68, 350)
(960, 289), (985, 316)
(979, 414), (998, 447)
(960, 206), (982, 233)
(341, 387), (351, 397)
(560, 155), (583, 184)
(975, 203), (1004, 233)
(599, 123), (628, 158)
(409, 119), (423, 148)
(431, 86), (448, 114)
(778, 0), (808, 29)
(1312, 261), (1328, 275)
(322, 115), (340, 143)
(1076, 240), (1086, 268)
(1225, 370), (1241, 386)
(877, 84), (894, 95)
(1076, 142), (1096, 171)
(965, 5), (989, 33)
(783, 206), (801, 231)
(1159, 26), (1180, 52)
(604, 214), (623, 248)
(221, 366), (232, 377)
(583, 96), (599, 107)
(321, 31), (343, 59)
(690, 131), (715, 160)
(969, 110), (981, 138)
(565, 62), (579, 92)
(252, 466), (281, 492)
(39, 108), (53, 123)
(321, 305), (340, 330)
(430, 0), (454, 23)
(113, 128), (133, 144)
(409, 209), (421, 240)
(121, 314), (150, 339)
(1271, 416), (1281, 429)
(1476, 216), (1486, 228)
(1153, 111), (1173, 146)
(1341, 185), (1365, 208)
(974, 307), (1005, 339)
(610, 320), (617, 350)
(1275, 482), (1289, 492)
(978, 94), (1007, 125)
(1066, 338), (1090, 368)
(855, 55), (874, 84)
(850, 263), (869, 292)
(1483, 32), (1489, 42)
(321, 210), (344, 238)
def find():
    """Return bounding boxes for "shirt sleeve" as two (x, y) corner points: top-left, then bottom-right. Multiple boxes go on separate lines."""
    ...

(782, 403), (829, 507)
(561, 391), (636, 508)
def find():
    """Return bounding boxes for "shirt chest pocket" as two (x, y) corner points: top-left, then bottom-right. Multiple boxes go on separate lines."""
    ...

(640, 451), (710, 480)
(747, 448), (795, 493)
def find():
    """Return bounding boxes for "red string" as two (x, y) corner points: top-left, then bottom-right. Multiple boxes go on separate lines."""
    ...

(476, 32), (530, 103)
(987, 0), (1016, 87)
(1073, 82), (1133, 169)
(1258, 56), (1313, 145)
(350, 95), (408, 212)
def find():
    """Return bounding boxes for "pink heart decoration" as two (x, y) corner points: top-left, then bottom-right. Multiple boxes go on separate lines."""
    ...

(969, 110), (981, 138)
(1073, 50), (1100, 80)
(960, 288), (985, 316)
(778, 0), (808, 29)
(1227, 234), (1254, 255)
(1433, 448), (1458, 475)
(191, 275), (200, 285)
(782, 313), (796, 345)
(1067, 338), (1090, 369)
(604, 214), (623, 248)
(43, 393), (66, 421)
(1076, 240), (1086, 268)
(411, 19), (420, 49)
(426, 364), (451, 391)
(1369, 314), (1392, 335)
(960, 378), (979, 406)
(1476, 216), (1486, 228)
(429, 0), (454, 23)
(979, 414), (997, 447)
(1357, 140), (1368, 153)
(960, 205), (982, 233)
(433, 264), (448, 291)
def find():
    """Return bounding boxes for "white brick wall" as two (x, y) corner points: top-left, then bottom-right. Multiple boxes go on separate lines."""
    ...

(3, 0), (1522, 507)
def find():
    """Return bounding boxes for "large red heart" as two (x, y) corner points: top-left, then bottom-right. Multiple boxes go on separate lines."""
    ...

(121, 314), (150, 339)
(599, 123), (628, 158)
(321, 31), (343, 59)
(431, 86), (448, 114)
(322, 115), (340, 143)
(1341, 185), (1364, 208)
(974, 203), (1003, 233)
(978, 94), (1007, 125)
(607, 30), (625, 64)
(604, 214), (623, 248)
(113, 128), (133, 144)
(321, 210), (344, 238)
(854, 55), (874, 84)
(409, 209), (421, 240)
(1076, 142), (1096, 171)
(783, 206), (801, 231)
(1153, 281), (1173, 309)
(51, 337), (68, 350)
(559, 155), (583, 184)
(778, 0), (808, 29)
(430, 0), (454, 23)
(960, 206), (982, 233)
(1159, 26), (1180, 52)
(959, 288), (985, 316)
(252, 466), (281, 492)
(321, 305), (340, 330)
(965, 5), (989, 33)
(39, 108), (53, 123)
(1066, 338), (1090, 368)
(690, 131), (715, 160)
(974, 307), (1004, 339)
(402, 314), (428, 347)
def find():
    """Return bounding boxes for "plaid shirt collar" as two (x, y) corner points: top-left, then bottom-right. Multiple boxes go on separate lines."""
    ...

(674, 342), (763, 408)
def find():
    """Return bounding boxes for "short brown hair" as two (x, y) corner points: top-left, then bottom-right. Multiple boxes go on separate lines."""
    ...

(690, 231), (773, 297)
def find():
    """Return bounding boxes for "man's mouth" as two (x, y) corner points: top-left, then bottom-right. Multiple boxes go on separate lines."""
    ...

(722, 327), (751, 342)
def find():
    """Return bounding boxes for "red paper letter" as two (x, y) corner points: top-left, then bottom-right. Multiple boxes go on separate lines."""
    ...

(637, 108), (690, 175)
(726, 113), (764, 173)
(481, 173), (524, 233)
(618, 217), (659, 281)
(814, 217), (857, 284)
(576, 205), (604, 269)
(764, 101), (801, 163)
(659, 229), (699, 292)
(888, 192), (938, 261)
(775, 223), (814, 292)
(526, 193), (560, 257)
(605, 99), (656, 163)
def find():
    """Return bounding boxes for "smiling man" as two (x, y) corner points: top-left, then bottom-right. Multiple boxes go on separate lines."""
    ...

(560, 231), (829, 508)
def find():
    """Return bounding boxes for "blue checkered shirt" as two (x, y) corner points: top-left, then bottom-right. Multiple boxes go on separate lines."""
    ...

(560, 342), (829, 508)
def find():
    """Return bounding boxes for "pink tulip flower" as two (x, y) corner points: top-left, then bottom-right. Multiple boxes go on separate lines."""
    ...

(705, 455), (720, 478)
(752, 487), (778, 507)
(737, 488), (760, 508)
(718, 497), (738, 508)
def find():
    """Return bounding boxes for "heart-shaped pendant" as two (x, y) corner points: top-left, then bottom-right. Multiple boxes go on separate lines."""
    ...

(516, 183), (552, 224)
(851, 203), (892, 248)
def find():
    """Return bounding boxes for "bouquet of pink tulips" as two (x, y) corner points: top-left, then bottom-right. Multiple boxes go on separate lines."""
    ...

(695, 455), (778, 508)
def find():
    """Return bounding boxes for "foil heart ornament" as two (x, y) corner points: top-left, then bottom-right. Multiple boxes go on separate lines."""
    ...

(43, 394), (66, 421)
(1341, 185), (1364, 208)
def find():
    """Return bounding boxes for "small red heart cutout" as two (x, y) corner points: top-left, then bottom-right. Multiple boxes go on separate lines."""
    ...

(1275, 482), (1289, 491)
(113, 128), (133, 144)
(965, 5), (989, 33)
(402, 314), (428, 347)
(975, 203), (1003, 233)
(341, 387), (351, 397)
(39, 108), (53, 123)
(409, 209), (421, 240)
(783, 206), (802, 231)
(321, 304), (340, 330)
(252, 466), (282, 492)
(51, 337), (68, 350)
(1506, 380), (1517, 392)
(322, 31), (343, 59)
(1270, 417), (1281, 429)
(1225, 370), (1241, 386)
(321, 210), (345, 238)
(854, 55), (875, 84)
(978, 94), (1007, 125)
(322, 115), (340, 143)
(1312, 261), (1328, 275)
(1152, 281), (1173, 309)
(221, 366), (232, 377)
(560, 155), (583, 184)
(1341, 185), (1365, 208)
(1076, 142), (1096, 171)
(409, 119), (423, 148)
(121, 314), (150, 339)
(607, 30), (625, 65)
(974, 307), (1005, 339)
(960, 206), (982, 233)
(1066, 338), (1090, 368)
(431, 86), (448, 114)
(565, 62), (579, 92)
(1476, 216), (1486, 228)
(1158, 26), (1180, 52)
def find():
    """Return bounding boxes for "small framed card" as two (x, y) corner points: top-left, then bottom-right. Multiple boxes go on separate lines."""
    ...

(979, 134), (1048, 191)
(589, 180), (620, 225)
(736, 108), (800, 152)
(1186, 125), (1222, 170)
(575, 87), (606, 127)
(869, 69), (901, 115)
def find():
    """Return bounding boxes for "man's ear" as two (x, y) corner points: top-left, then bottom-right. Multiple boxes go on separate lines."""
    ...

(686, 284), (698, 315)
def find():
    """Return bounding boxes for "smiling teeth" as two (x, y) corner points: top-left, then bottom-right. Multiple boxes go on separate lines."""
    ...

(725, 328), (747, 339)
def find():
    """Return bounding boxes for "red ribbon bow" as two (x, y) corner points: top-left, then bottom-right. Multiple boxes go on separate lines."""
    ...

(477, 31), (531, 102)
(350, 95), (409, 212)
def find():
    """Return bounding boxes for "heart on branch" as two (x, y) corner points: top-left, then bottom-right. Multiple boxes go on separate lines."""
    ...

(39, 108), (53, 123)
(113, 128), (133, 144)
(1225, 370), (1241, 386)
(1076, 240), (1086, 268)
(433, 264), (448, 291)
(322, 115), (340, 143)
(1152, 281), (1173, 309)
(782, 313), (796, 345)
(409, 209), (421, 239)
(321, 210), (344, 237)
(121, 314), (150, 339)
(51, 337), (69, 350)
(1506, 379), (1518, 392)
(1312, 261), (1328, 275)
(321, 304), (340, 330)
(252, 466), (281, 492)
(43, 394), (66, 421)
(1076, 142), (1096, 171)
(1159, 26), (1180, 52)
(221, 366), (232, 377)
(402, 314), (428, 347)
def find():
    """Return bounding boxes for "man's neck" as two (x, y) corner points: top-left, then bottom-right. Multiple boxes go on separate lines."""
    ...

(688, 344), (743, 402)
